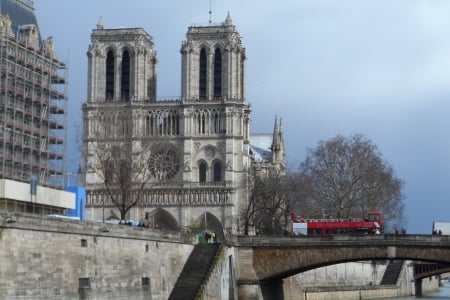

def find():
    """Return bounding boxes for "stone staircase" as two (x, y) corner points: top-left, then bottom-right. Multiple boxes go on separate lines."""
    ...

(380, 260), (404, 285)
(168, 243), (221, 300)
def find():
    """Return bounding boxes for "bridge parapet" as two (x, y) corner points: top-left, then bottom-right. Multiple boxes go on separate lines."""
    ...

(227, 234), (450, 248)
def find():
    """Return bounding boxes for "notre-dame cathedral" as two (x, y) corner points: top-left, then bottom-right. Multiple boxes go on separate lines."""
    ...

(82, 14), (285, 233)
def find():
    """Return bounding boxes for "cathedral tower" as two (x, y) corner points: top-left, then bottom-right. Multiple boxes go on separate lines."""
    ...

(83, 15), (253, 233)
(180, 13), (245, 101)
(86, 18), (157, 103)
(179, 14), (251, 232)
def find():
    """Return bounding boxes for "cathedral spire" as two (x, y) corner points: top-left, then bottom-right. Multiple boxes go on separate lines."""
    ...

(225, 12), (233, 26)
(272, 115), (279, 152)
(97, 16), (104, 30)
(278, 117), (284, 154)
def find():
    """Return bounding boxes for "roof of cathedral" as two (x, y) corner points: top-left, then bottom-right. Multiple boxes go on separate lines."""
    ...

(250, 134), (273, 162)
(0, 0), (38, 34)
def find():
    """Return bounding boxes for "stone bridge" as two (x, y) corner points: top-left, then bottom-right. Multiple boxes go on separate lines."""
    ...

(226, 234), (450, 299)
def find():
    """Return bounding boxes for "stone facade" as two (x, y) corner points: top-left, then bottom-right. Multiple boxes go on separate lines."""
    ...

(0, 214), (193, 299)
(199, 247), (237, 300)
(82, 15), (285, 234)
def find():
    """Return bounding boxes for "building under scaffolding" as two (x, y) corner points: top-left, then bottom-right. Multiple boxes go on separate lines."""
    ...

(0, 0), (74, 215)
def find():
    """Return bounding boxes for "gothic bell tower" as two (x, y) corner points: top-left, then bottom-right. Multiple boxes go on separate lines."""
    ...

(179, 14), (251, 232)
(180, 13), (245, 101)
(86, 18), (157, 103)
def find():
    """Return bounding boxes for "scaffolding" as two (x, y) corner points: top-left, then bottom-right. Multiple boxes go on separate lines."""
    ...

(0, 14), (67, 188)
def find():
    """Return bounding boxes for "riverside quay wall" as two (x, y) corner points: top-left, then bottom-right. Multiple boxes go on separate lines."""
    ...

(0, 214), (442, 300)
(0, 214), (194, 299)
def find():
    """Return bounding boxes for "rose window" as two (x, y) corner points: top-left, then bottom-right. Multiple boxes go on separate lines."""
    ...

(148, 146), (180, 181)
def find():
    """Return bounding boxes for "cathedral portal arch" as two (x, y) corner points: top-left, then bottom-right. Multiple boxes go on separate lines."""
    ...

(198, 211), (222, 234)
(147, 207), (178, 230)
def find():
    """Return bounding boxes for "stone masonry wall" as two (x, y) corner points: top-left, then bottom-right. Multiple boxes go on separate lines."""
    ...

(0, 214), (194, 299)
(289, 261), (387, 287)
(199, 246), (236, 300)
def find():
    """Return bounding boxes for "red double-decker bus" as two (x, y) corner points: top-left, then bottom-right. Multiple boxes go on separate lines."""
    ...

(291, 211), (383, 235)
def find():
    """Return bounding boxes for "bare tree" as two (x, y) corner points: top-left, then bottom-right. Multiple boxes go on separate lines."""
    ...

(87, 141), (152, 220)
(242, 172), (287, 235)
(292, 134), (404, 228)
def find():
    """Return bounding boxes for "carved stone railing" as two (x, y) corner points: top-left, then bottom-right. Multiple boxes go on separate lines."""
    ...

(85, 181), (233, 190)
(86, 182), (234, 206)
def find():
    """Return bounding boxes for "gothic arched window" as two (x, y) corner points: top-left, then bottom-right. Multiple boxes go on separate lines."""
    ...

(199, 161), (207, 183)
(213, 161), (222, 182)
(105, 51), (114, 101)
(196, 111), (206, 135)
(121, 50), (130, 101)
(213, 111), (220, 134)
(214, 48), (222, 99)
(145, 115), (151, 136)
(199, 48), (207, 100)
(175, 115), (180, 135)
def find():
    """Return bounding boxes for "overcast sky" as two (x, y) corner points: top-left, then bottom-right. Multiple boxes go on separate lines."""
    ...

(34, 0), (450, 234)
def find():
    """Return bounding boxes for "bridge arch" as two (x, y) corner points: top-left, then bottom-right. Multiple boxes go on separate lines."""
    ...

(231, 235), (450, 300)
(413, 263), (450, 280)
(236, 237), (450, 282)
